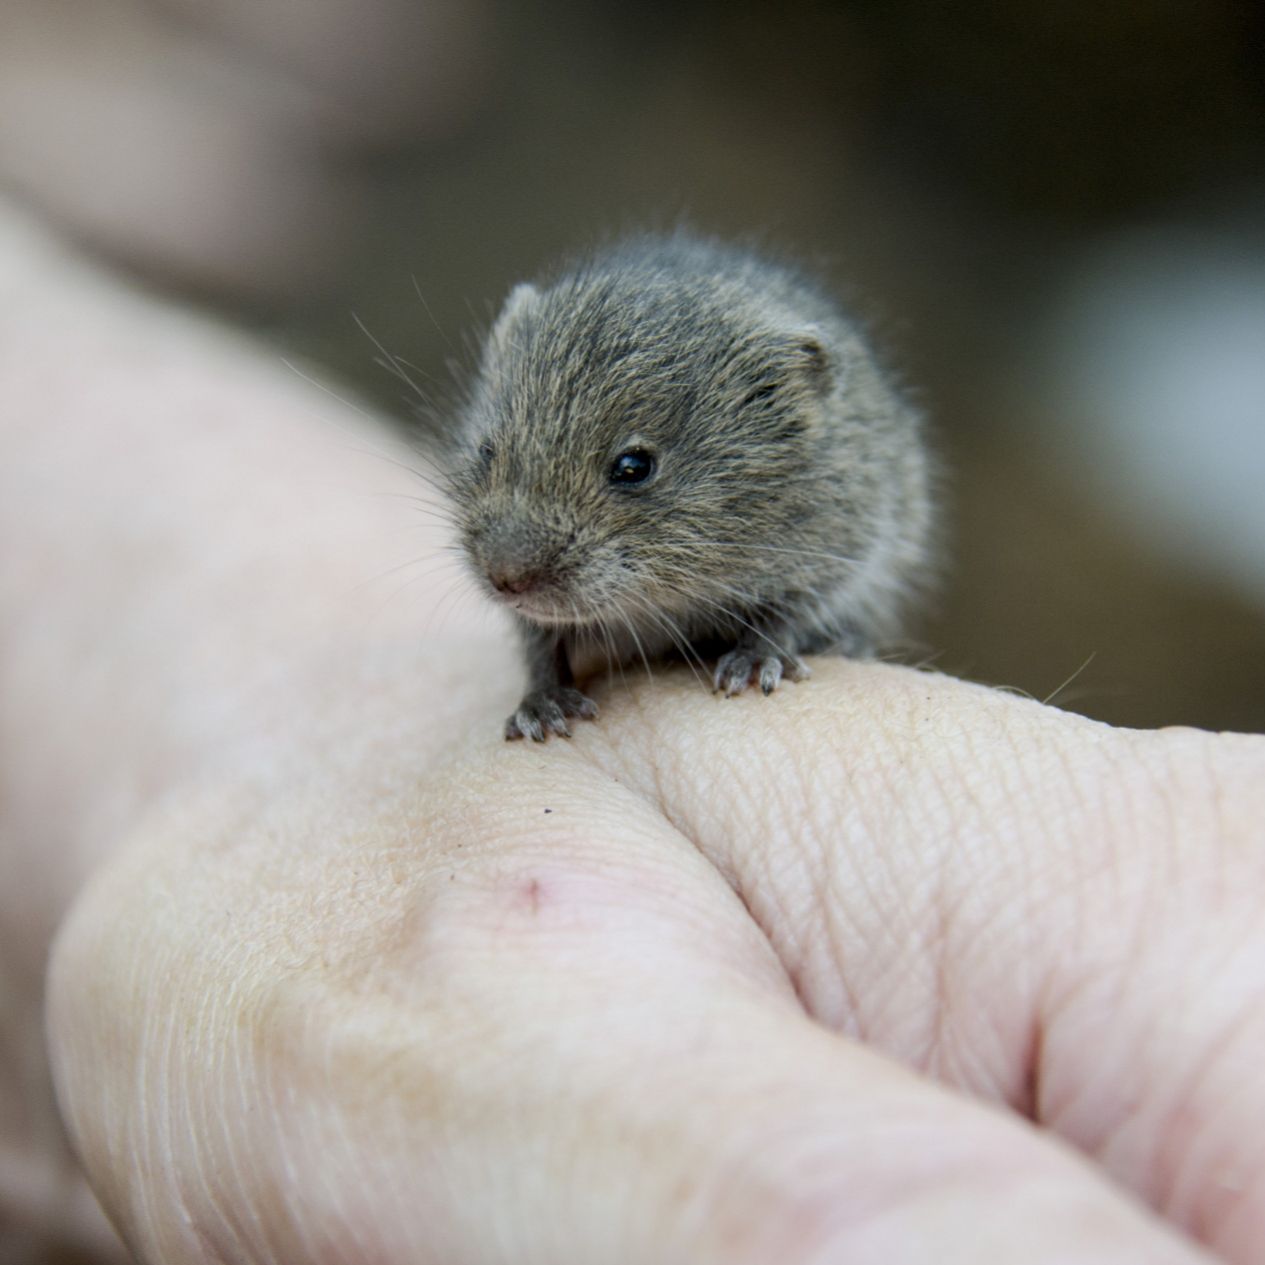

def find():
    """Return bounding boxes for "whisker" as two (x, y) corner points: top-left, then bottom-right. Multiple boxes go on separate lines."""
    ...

(359, 491), (452, 521)
(278, 363), (445, 487)
(413, 276), (456, 353)
(352, 313), (432, 403)
(362, 559), (462, 626)
(586, 604), (617, 689)
(352, 552), (451, 593)
(279, 357), (382, 423)
(613, 606), (656, 689)
(623, 593), (707, 691)
(677, 589), (800, 665)
(426, 573), (479, 635)
(360, 519), (455, 546)
(667, 538), (865, 571)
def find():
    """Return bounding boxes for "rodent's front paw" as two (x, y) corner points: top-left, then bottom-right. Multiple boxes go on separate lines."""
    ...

(713, 647), (811, 698)
(505, 687), (599, 742)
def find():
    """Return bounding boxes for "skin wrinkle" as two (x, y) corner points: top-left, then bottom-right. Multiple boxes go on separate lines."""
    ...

(746, 682), (935, 1041)
(1163, 984), (1265, 1244)
(1028, 736), (1265, 1254)
(885, 718), (1048, 1103)
(1192, 741), (1236, 918)
(768, 819), (849, 1023)
(1156, 951), (1265, 1243)
(226, 985), (295, 1265)
(588, 680), (770, 895)
(1046, 962), (1242, 1246)
(1131, 743), (1188, 962)
(767, 676), (1040, 1094)
(996, 723), (1109, 1081)
(255, 998), (425, 1263)
(69, 791), (345, 1263)
(618, 685), (703, 868)
(133, 887), (393, 1261)
(164, 950), (255, 1263)
(814, 692), (940, 1041)
(924, 876), (984, 1093)
(721, 705), (832, 1018)
(733, 801), (837, 1022)
(903, 744), (993, 1070)
(941, 718), (1067, 1113)
(985, 716), (1149, 1098)
(811, 896), (863, 1034)
(1039, 962), (1147, 1153)
(703, 1087), (1191, 1265)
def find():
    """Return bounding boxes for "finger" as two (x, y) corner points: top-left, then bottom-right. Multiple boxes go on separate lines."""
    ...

(50, 746), (1214, 1264)
(586, 660), (1265, 1262)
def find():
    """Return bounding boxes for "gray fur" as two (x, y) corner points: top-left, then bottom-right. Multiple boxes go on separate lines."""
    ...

(445, 233), (936, 740)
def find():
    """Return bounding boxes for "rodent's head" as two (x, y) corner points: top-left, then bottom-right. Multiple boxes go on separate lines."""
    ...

(449, 243), (840, 630)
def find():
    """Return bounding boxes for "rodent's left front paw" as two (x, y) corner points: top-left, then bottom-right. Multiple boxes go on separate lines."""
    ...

(505, 687), (598, 742)
(713, 647), (810, 697)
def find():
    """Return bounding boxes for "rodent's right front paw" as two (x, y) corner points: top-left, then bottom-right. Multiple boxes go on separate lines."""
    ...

(505, 688), (598, 742)
(713, 646), (810, 697)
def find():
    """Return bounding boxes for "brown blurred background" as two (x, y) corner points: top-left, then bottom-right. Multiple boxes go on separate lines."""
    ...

(5, 0), (1264, 732)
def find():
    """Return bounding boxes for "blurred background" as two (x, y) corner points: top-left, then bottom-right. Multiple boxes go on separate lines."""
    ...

(3, 0), (1263, 732)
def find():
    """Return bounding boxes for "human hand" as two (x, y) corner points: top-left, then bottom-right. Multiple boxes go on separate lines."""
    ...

(46, 669), (1265, 1264)
(4, 202), (1264, 1264)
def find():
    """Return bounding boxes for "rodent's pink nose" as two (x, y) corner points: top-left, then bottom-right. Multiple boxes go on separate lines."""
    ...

(489, 567), (541, 596)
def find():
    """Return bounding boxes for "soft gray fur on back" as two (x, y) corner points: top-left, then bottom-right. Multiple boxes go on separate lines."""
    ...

(447, 233), (935, 740)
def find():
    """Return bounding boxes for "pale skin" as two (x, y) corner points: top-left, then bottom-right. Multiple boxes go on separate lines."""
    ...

(2, 204), (1265, 1265)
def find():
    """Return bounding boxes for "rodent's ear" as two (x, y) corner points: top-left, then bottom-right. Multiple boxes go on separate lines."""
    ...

(789, 326), (831, 392)
(756, 325), (832, 403)
(489, 282), (542, 350)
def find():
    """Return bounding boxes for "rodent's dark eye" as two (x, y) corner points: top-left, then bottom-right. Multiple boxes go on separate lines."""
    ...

(609, 449), (656, 486)
(478, 439), (495, 465)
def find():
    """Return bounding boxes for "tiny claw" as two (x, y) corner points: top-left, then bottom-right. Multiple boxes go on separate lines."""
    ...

(713, 648), (758, 696)
(505, 709), (544, 742)
(504, 687), (598, 742)
(713, 647), (808, 698)
(759, 658), (782, 694)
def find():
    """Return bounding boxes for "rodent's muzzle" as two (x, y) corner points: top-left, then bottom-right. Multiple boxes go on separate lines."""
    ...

(466, 519), (576, 615)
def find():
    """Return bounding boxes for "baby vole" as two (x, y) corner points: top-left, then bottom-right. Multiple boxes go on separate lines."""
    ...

(448, 233), (935, 741)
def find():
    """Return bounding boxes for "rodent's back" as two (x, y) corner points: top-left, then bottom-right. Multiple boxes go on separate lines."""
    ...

(451, 233), (934, 658)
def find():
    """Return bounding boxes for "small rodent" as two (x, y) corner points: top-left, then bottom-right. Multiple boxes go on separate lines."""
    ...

(446, 233), (935, 741)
